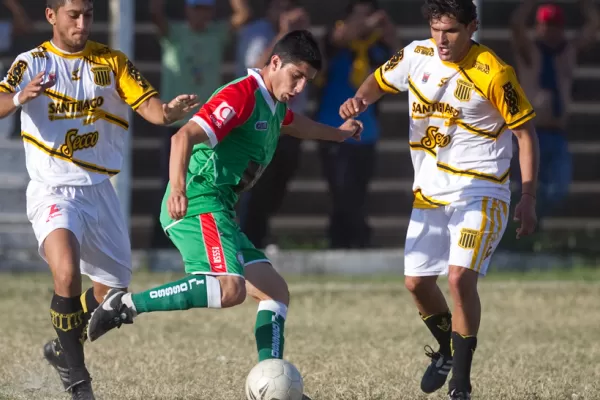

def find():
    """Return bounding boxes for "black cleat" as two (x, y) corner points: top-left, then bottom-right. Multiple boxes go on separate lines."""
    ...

(43, 338), (71, 390)
(448, 389), (471, 400)
(70, 380), (95, 400)
(87, 289), (135, 342)
(421, 345), (452, 394)
(302, 395), (312, 400)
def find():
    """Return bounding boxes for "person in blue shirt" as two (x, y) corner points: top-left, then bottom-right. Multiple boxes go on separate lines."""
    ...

(316, 0), (397, 248)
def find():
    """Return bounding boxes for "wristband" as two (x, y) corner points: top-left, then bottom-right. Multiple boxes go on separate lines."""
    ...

(13, 92), (22, 108)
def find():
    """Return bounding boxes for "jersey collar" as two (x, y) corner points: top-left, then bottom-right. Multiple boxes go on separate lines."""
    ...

(45, 40), (91, 59)
(247, 68), (277, 114)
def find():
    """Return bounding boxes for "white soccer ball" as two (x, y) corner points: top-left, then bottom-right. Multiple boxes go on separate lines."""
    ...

(245, 359), (304, 400)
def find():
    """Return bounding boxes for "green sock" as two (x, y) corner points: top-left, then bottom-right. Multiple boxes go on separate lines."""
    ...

(255, 300), (287, 362)
(130, 275), (221, 314)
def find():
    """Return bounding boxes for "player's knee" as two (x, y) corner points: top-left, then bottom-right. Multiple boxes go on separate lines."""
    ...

(52, 267), (81, 295)
(219, 276), (246, 308)
(249, 273), (290, 306)
(404, 275), (436, 295)
(447, 267), (478, 298)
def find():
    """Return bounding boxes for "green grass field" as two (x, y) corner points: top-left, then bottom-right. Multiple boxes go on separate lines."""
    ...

(0, 270), (599, 400)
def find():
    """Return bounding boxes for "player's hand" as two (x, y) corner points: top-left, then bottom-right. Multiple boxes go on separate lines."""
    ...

(339, 97), (369, 120)
(167, 189), (188, 220)
(19, 72), (55, 105)
(513, 193), (537, 239)
(337, 119), (363, 142)
(163, 94), (200, 124)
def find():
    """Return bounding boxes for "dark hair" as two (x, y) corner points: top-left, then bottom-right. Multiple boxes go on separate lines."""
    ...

(47, 0), (93, 11)
(271, 30), (322, 71)
(421, 0), (477, 25)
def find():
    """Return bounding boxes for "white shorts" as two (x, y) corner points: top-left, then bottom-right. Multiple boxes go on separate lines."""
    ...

(26, 179), (132, 287)
(404, 197), (509, 277)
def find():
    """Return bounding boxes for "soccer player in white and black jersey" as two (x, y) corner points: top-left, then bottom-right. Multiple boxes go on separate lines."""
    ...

(340, 1), (540, 399)
(0, 1), (199, 398)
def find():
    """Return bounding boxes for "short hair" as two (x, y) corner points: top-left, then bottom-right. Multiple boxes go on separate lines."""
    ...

(421, 0), (477, 26)
(47, 0), (93, 11)
(271, 30), (322, 71)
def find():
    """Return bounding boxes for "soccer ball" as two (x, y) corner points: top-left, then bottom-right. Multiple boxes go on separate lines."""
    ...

(245, 359), (304, 400)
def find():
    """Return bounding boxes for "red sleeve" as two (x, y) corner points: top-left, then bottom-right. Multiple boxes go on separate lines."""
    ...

(190, 76), (258, 147)
(282, 108), (294, 126)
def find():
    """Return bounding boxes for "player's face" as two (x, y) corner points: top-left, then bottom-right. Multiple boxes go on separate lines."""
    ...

(430, 15), (477, 63)
(47, 0), (93, 51)
(270, 57), (317, 103)
(186, 5), (215, 31)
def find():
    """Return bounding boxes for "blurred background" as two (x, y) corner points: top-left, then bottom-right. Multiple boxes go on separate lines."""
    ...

(1, 0), (599, 271)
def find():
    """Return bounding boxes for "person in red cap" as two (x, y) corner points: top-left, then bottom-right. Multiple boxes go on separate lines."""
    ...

(510, 0), (599, 224)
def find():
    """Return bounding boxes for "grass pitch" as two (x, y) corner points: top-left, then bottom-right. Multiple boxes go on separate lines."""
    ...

(0, 270), (599, 400)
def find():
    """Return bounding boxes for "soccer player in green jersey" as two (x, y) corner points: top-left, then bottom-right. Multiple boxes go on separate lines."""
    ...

(87, 29), (362, 383)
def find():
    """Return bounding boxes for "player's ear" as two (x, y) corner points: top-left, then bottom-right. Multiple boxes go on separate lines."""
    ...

(467, 20), (478, 36)
(46, 7), (57, 25)
(270, 55), (281, 72)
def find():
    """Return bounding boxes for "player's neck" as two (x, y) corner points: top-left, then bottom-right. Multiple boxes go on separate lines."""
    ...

(259, 68), (277, 101)
(50, 37), (86, 54)
(449, 41), (474, 64)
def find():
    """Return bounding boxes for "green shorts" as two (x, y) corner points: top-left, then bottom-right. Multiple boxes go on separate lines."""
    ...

(162, 211), (269, 277)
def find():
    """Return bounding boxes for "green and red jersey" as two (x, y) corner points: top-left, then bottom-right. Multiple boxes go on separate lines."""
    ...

(160, 69), (294, 221)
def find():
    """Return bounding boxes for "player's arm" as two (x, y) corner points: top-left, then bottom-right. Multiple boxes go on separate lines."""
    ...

(168, 83), (255, 219)
(0, 57), (54, 119)
(489, 66), (539, 237)
(136, 95), (200, 126)
(510, 0), (535, 65)
(575, 0), (599, 52)
(339, 44), (411, 119)
(113, 51), (199, 125)
(512, 120), (539, 201)
(282, 112), (363, 142)
(149, 0), (169, 37)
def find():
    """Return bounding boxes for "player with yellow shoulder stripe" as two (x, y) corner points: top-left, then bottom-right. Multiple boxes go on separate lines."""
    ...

(0, 1), (200, 399)
(339, 1), (539, 399)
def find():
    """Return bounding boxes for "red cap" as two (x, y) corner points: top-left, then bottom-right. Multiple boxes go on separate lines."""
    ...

(536, 4), (565, 25)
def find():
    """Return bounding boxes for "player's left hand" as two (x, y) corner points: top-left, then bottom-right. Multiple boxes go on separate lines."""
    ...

(513, 193), (537, 239)
(163, 94), (200, 124)
(337, 119), (363, 142)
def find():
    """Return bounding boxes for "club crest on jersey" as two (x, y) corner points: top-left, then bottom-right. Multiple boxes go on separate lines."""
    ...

(92, 66), (112, 87)
(210, 101), (236, 129)
(454, 79), (474, 102)
(422, 73), (430, 83)
(255, 121), (268, 131)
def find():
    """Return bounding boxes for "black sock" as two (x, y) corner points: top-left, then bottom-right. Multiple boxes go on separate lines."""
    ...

(421, 311), (452, 356)
(50, 293), (90, 384)
(80, 288), (100, 343)
(449, 332), (477, 393)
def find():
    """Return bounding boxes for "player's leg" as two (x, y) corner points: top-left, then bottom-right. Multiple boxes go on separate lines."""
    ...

(403, 206), (453, 393)
(87, 211), (247, 342)
(241, 248), (313, 400)
(244, 258), (289, 362)
(446, 198), (508, 398)
(43, 283), (102, 389)
(30, 196), (95, 398)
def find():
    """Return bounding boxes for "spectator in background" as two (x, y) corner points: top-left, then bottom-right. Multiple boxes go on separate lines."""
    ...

(236, 0), (311, 248)
(510, 0), (599, 221)
(315, 0), (397, 249)
(150, 0), (250, 247)
(0, 0), (31, 139)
